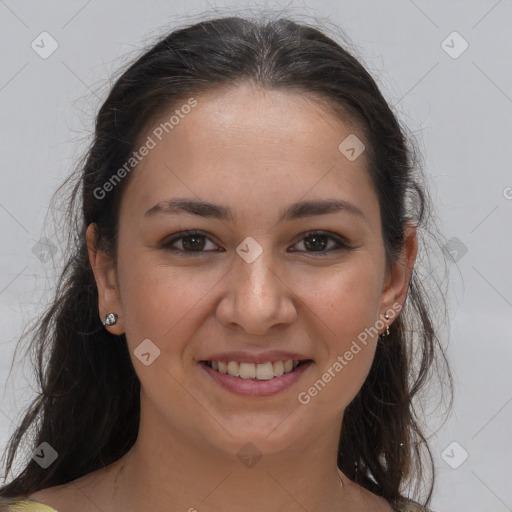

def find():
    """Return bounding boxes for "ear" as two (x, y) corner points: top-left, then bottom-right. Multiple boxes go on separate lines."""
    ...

(379, 222), (418, 331)
(86, 223), (124, 335)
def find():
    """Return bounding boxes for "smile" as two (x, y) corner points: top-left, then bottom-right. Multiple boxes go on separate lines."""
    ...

(199, 359), (313, 396)
(204, 359), (309, 379)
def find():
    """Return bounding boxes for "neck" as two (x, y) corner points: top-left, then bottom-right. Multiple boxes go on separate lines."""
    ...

(108, 403), (349, 512)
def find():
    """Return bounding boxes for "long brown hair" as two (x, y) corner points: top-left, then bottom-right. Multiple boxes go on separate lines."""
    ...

(0, 13), (452, 509)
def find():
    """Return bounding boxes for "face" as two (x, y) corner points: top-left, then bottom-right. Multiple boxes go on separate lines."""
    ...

(88, 83), (415, 461)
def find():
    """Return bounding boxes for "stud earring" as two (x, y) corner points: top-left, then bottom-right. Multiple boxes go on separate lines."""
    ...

(103, 313), (118, 327)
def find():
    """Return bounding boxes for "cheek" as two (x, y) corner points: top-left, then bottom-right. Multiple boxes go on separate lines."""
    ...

(293, 255), (383, 338)
(116, 248), (224, 354)
(291, 258), (383, 406)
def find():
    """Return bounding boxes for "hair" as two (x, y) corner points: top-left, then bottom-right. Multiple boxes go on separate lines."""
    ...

(0, 12), (452, 509)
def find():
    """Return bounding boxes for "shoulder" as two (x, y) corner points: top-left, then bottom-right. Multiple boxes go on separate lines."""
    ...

(0, 476), (94, 512)
(1, 483), (93, 512)
(0, 496), (59, 512)
(6, 461), (121, 512)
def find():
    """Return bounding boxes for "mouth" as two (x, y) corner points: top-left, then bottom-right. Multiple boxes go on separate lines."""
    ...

(199, 358), (314, 396)
(201, 359), (312, 380)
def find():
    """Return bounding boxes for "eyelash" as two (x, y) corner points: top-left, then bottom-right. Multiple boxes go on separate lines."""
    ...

(161, 229), (351, 256)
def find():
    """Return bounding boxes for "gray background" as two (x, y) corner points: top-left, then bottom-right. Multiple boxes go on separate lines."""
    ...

(1, 1), (511, 510)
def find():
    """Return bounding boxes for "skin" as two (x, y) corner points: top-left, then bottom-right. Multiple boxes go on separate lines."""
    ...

(29, 83), (417, 512)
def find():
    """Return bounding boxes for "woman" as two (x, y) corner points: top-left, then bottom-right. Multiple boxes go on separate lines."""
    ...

(0, 13), (451, 512)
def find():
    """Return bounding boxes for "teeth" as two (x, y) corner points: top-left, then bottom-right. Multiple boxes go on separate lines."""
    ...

(256, 362), (274, 380)
(273, 360), (284, 377)
(208, 359), (304, 380)
(227, 361), (240, 377)
(238, 362), (255, 379)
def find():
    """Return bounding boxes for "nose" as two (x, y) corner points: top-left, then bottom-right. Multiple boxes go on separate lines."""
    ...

(215, 246), (297, 335)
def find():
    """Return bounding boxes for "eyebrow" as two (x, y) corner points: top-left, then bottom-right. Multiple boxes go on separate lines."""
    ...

(144, 197), (367, 223)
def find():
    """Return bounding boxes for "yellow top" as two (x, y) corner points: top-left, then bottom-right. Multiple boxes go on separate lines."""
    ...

(1, 497), (433, 512)
(0, 498), (58, 512)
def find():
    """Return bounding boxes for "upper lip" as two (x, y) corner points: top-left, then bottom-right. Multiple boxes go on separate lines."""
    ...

(199, 350), (312, 364)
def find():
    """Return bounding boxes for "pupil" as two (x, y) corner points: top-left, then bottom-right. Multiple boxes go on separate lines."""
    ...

(183, 235), (204, 251)
(304, 235), (327, 252)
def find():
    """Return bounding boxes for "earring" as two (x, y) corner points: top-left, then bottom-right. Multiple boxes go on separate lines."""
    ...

(380, 314), (390, 339)
(103, 313), (118, 327)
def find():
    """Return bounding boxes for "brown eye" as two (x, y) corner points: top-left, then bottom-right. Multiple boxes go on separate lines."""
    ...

(290, 231), (350, 254)
(162, 229), (350, 256)
(163, 230), (220, 254)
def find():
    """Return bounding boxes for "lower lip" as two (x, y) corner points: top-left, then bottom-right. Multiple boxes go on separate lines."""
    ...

(199, 361), (313, 396)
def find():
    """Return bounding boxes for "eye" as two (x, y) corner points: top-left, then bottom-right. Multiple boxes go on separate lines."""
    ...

(289, 230), (350, 254)
(162, 230), (221, 254)
(162, 229), (350, 256)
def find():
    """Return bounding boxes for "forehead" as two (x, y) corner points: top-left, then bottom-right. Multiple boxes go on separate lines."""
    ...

(120, 83), (379, 226)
